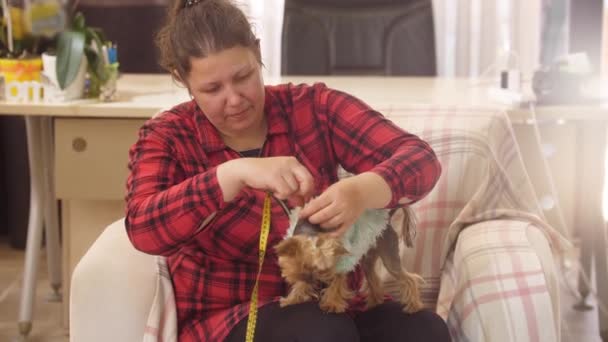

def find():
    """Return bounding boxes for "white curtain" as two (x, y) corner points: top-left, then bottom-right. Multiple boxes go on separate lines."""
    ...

(237, 0), (285, 78)
(432, 0), (543, 78)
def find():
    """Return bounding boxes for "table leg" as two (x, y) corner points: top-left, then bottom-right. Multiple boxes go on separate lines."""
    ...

(574, 121), (608, 340)
(41, 116), (61, 300)
(18, 116), (45, 336)
(596, 219), (608, 341)
(593, 121), (608, 341)
(572, 121), (594, 310)
(575, 223), (594, 310)
(16, 115), (61, 337)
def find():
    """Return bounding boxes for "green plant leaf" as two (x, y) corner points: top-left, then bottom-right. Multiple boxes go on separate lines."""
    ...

(72, 12), (86, 31)
(85, 27), (104, 53)
(56, 30), (85, 89)
(84, 46), (107, 83)
(91, 28), (107, 43)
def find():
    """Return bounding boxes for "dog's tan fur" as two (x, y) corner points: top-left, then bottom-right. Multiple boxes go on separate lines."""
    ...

(275, 207), (423, 314)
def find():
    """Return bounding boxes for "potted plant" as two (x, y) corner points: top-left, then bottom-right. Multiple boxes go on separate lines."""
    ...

(1, 4), (114, 101)
(54, 11), (112, 97)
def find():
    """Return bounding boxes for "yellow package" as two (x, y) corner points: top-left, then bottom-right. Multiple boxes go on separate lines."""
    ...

(0, 58), (42, 82)
(0, 58), (43, 99)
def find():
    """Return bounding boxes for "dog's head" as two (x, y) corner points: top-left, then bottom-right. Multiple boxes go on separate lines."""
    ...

(275, 235), (349, 282)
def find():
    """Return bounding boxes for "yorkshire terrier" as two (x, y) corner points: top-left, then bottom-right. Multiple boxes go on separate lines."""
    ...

(274, 206), (424, 314)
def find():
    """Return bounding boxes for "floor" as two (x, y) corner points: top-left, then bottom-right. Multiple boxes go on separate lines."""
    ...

(0, 238), (67, 342)
(0, 235), (604, 342)
(559, 257), (604, 342)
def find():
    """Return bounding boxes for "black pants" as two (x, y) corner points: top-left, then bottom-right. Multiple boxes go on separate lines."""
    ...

(225, 301), (451, 342)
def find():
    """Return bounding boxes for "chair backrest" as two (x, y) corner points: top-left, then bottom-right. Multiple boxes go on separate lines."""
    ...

(77, 4), (167, 73)
(281, 0), (436, 76)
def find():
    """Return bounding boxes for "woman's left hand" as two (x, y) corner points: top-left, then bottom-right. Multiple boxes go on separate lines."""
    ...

(298, 177), (365, 238)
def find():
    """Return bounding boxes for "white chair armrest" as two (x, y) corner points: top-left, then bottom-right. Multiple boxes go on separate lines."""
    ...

(438, 219), (560, 342)
(70, 218), (158, 342)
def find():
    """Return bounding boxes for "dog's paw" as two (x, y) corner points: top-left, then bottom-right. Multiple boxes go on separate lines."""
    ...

(320, 304), (347, 313)
(279, 296), (295, 308)
(319, 297), (348, 313)
(365, 293), (384, 310)
(279, 291), (315, 308)
(400, 273), (424, 313)
(402, 297), (424, 313)
(279, 296), (303, 307)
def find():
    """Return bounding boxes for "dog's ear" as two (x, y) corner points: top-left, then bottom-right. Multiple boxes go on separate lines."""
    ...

(333, 244), (349, 257)
(317, 237), (349, 257)
(275, 238), (301, 257)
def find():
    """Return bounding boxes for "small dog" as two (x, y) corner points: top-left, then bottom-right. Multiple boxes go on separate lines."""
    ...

(275, 207), (424, 314)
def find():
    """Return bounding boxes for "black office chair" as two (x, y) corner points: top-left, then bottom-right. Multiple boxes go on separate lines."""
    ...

(77, 3), (167, 73)
(282, 0), (436, 76)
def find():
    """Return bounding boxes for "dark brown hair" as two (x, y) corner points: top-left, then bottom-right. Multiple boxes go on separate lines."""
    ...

(156, 0), (260, 83)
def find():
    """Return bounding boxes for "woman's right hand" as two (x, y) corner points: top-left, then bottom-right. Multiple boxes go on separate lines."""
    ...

(217, 156), (315, 205)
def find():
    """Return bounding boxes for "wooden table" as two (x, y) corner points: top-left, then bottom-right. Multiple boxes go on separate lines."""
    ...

(0, 74), (605, 340)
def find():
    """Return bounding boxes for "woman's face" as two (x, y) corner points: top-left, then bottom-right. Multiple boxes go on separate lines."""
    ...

(185, 45), (265, 140)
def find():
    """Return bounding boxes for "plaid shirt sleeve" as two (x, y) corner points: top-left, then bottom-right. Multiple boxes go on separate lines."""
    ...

(125, 115), (226, 256)
(316, 84), (441, 207)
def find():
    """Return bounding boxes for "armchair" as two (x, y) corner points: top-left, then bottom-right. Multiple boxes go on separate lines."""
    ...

(70, 107), (570, 342)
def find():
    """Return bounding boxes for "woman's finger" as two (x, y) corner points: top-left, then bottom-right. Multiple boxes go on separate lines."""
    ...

(319, 213), (343, 230)
(299, 193), (331, 219)
(291, 164), (315, 199)
(281, 172), (299, 194)
(306, 201), (337, 225)
(272, 178), (293, 200)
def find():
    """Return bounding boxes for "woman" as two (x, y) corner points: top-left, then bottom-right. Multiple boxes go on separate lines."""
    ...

(125, 0), (447, 341)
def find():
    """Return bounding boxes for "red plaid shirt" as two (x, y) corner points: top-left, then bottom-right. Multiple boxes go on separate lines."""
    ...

(126, 83), (441, 341)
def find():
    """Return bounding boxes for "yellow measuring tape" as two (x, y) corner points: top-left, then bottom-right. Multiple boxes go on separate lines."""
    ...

(245, 192), (272, 342)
